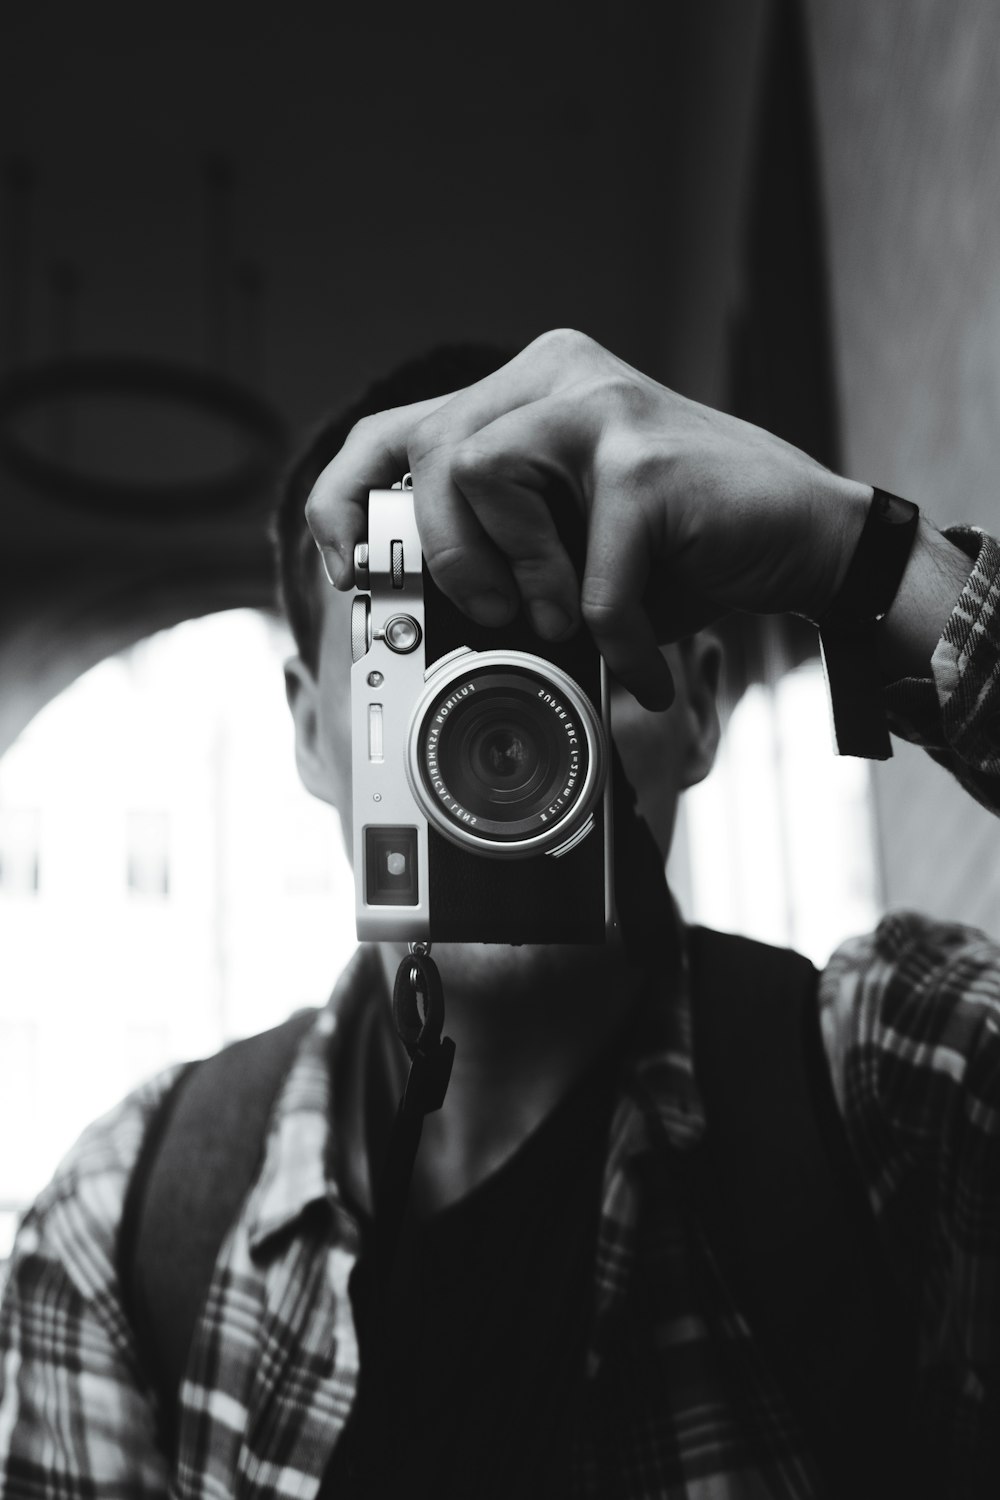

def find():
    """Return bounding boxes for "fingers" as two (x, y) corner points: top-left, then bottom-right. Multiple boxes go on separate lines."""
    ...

(409, 471), (522, 629)
(583, 505), (676, 710)
(425, 400), (586, 636)
(304, 330), (603, 590)
(306, 377), (596, 634)
(303, 330), (680, 705)
(304, 392), (454, 587)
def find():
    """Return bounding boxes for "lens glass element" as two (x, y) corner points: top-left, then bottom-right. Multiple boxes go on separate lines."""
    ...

(472, 723), (541, 790)
(415, 666), (593, 844)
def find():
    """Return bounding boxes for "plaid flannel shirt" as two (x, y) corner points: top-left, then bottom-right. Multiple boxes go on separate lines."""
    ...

(2, 528), (999, 1499)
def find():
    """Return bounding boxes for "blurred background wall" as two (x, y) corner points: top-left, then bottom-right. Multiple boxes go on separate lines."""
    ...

(1, 0), (999, 1232)
(806, 1), (1000, 931)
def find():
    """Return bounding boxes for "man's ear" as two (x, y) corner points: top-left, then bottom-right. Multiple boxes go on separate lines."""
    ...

(676, 633), (723, 790)
(284, 655), (339, 806)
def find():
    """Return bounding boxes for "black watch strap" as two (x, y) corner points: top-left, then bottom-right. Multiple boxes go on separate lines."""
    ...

(817, 488), (919, 760)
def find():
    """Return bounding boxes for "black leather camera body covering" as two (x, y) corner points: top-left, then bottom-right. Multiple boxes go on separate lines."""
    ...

(420, 574), (611, 945)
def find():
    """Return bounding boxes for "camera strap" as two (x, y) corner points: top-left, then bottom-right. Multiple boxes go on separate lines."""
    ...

(339, 947), (455, 1490)
(373, 944), (456, 1284)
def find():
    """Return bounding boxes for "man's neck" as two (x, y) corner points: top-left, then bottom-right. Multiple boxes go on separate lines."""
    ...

(374, 941), (647, 1215)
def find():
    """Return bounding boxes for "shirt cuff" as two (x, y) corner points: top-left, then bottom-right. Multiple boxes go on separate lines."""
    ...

(885, 527), (1000, 809)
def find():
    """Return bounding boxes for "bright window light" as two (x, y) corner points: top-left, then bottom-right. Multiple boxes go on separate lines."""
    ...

(0, 609), (357, 1255)
(671, 661), (882, 967)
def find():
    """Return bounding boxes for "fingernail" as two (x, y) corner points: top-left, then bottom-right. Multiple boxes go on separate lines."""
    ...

(528, 600), (572, 639)
(467, 591), (515, 626)
(317, 543), (346, 588)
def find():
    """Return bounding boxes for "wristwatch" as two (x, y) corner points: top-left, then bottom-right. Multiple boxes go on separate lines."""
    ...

(816, 488), (919, 759)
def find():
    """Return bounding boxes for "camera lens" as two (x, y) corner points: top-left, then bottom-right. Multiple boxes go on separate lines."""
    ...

(471, 724), (540, 790)
(408, 658), (604, 853)
(440, 695), (556, 820)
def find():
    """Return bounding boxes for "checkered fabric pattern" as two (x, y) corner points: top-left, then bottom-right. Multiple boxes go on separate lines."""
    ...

(1, 529), (999, 1499)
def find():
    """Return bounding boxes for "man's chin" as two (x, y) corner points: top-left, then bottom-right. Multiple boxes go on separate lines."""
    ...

(373, 931), (637, 1021)
(425, 937), (627, 1002)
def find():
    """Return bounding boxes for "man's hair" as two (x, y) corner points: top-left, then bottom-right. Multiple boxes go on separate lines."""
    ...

(274, 343), (513, 673)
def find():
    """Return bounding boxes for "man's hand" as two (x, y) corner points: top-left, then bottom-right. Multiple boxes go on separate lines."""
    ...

(305, 329), (872, 708)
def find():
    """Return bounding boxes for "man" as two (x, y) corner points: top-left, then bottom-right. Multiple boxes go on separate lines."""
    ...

(1, 329), (998, 1498)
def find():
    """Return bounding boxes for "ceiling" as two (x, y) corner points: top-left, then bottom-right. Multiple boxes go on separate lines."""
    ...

(0, 4), (694, 555)
(0, 1), (781, 750)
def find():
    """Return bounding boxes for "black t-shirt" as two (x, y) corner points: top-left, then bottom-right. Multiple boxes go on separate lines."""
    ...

(320, 1052), (621, 1498)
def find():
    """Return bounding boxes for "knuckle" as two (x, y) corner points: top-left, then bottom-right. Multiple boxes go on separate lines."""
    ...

(591, 373), (647, 421)
(452, 438), (541, 501)
(303, 483), (332, 538)
(450, 437), (497, 490)
(533, 326), (592, 357)
(603, 373), (644, 409)
(512, 550), (564, 585)
(594, 427), (667, 508)
(343, 411), (380, 450)
(580, 578), (620, 631)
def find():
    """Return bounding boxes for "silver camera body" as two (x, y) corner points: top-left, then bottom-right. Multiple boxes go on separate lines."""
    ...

(351, 485), (617, 945)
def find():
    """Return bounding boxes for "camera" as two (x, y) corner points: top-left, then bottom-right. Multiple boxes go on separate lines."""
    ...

(350, 481), (616, 944)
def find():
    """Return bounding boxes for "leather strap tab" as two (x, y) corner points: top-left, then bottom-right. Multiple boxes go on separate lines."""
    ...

(817, 487), (919, 758)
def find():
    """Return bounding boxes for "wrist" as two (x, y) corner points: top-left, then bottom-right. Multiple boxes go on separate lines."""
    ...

(878, 519), (975, 680)
(805, 477), (874, 621)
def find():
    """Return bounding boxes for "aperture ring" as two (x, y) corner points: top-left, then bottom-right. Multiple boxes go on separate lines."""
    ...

(405, 651), (607, 860)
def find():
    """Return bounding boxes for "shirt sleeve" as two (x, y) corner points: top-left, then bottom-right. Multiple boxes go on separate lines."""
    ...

(0, 1070), (182, 1500)
(819, 912), (1000, 1475)
(886, 526), (1000, 814)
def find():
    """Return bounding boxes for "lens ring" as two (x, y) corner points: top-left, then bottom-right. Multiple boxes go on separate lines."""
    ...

(405, 651), (607, 858)
(435, 687), (567, 825)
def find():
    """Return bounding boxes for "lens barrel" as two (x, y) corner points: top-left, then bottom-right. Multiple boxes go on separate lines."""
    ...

(407, 652), (605, 857)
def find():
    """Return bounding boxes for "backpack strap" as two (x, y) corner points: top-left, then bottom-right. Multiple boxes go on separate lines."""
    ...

(117, 1006), (318, 1455)
(686, 925), (919, 1498)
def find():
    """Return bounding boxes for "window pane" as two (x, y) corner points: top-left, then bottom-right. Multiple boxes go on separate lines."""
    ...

(674, 662), (881, 967)
(0, 808), (40, 895)
(0, 610), (357, 1225)
(126, 810), (170, 896)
